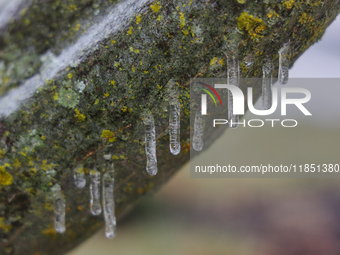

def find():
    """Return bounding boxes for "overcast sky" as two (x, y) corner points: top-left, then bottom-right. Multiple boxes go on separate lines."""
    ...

(290, 15), (340, 77)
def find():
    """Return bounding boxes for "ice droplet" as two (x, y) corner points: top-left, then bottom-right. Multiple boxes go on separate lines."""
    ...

(52, 184), (66, 234)
(227, 49), (240, 128)
(102, 168), (116, 239)
(192, 111), (204, 151)
(169, 80), (181, 155)
(262, 59), (274, 110)
(278, 43), (291, 85)
(143, 113), (158, 176)
(73, 165), (86, 189)
(103, 154), (112, 160)
(243, 54), (254, 68)
(90, 169), (102, 215)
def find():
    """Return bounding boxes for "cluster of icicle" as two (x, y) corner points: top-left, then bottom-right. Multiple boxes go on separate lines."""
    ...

(52, 80), (183, 237)
(52, 163), (116, 239)
(142, 79), (182, 175)
(52, 42), (291, 236)
(192, 42), (291, 151)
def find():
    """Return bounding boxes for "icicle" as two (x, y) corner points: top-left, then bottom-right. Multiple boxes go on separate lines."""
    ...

(169, 100), (181, 155)
(227, 48), (240, 128)
(90, 169), (102, 215)
(73, 165), (86, 189)
(169, 79), (181, 155)
(192, 111), (204, 151)
(102, 168), (116, 239)
(52, 184), (65, 234)
(262, 59), (274, 110)
(143, 112), (158, 176)
(278, 43), (291, 85)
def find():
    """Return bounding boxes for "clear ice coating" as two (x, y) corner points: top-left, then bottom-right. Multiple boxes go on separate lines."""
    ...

(169, 80), (181, 155)
(90, 169), (102, 215)
(278, 43), (291, 85)
(169, 101), (181, 155)
(73, 165), (86, 189)
(52, 184), (66, 234)
(227, 48), (240, 128)
(192, 111), (204, 151)
(262, 59), (274, 110)
(102, 168), (116, 239)
(143, 112), (158, 176)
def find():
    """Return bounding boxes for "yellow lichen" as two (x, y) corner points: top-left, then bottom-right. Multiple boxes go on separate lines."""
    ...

(237, 12), (266, 40)
(101, 130), (116, 142)
(53, 92), (58, 101)
(43, 225), (57, 238)
(299, 12), (314, 24)
(267, 10), (279, 18)
(150, 1), (161, 13)
(74, 108), (86, 122)
(210, 57), (218, 66)
(136, 14), (142, 24)
(0, 166), (13, 186)
(210, 57), (224, 67)
(128, 26), (133, 35)
(0, 217), (12, 232)
(0, 148), (5, 159)
(283, 0), (295, 10)
(137, 187), (144, 194)
(44, 203), (54, 211)
(179, 12), (185, 28)
(67, 73), (73, 79)
(13, 159), (21, 170)
(121, 106), (128, 112)
(68, 4), (78, 12)
(182, 29), (189, 36)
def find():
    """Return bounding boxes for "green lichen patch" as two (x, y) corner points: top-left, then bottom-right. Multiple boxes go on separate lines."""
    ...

(57, 87), (80, 109)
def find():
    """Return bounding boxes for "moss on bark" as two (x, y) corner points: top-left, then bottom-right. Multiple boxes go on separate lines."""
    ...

(0, 0), (339, 254)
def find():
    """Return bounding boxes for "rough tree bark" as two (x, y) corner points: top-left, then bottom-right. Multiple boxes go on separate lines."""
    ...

(0, 0), (339, 254)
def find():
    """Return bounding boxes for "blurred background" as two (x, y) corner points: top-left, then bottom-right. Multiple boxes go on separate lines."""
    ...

(66, 15), (340, 255)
